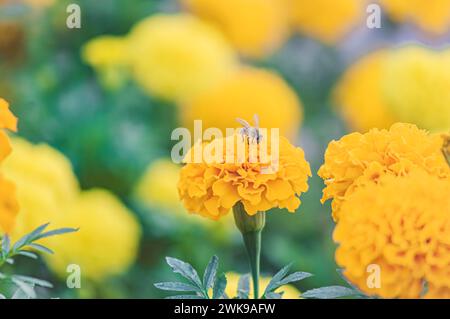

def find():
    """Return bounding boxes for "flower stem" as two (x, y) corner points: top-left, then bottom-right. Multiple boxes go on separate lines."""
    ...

(233, 202), (265, 299)
(242, 230), (262, 299)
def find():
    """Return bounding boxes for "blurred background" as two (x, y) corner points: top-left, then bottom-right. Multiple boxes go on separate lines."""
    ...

(0, 0), (449, 298)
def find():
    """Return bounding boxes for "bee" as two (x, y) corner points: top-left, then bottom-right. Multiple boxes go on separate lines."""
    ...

(236, 114), (262, 143)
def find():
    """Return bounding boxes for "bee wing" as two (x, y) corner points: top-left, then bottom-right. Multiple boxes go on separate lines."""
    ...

(253, 114), (260, 130)
(236, 118), (251, 128)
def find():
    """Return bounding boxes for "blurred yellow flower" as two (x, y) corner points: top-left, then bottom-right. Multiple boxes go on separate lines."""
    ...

(45, 189), (141, 282)
(82, 36), (130, 90)
(333, 50), (396, 132)
(382, 46), (450, 132)
(181, 0), (289, 58)
(3, 138), (79, 240)
(224, 272), (300, 299)
(334, 170), (450, 299)
(287, 0), (365, 44)
(127, 14), (237, 102)
(181, 67), (303, 140)
(0, 98), (18, 234)
(178, 132), (311, 219)
(134, 158), (183, 212)
(380, 0), (450, 34)
(318, 123), (450, 221)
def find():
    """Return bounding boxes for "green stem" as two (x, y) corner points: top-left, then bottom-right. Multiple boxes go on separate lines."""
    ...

(242, 230), (261, 299)
(233, 202), (265, 299)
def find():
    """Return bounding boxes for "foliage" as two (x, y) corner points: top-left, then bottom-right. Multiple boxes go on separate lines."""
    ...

(0, 223), (77, 299)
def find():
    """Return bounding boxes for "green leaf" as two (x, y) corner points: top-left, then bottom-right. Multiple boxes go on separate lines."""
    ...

(154, 282), (200, 292)
(166, 257), (202, 288)
(212, 273), (227, 299)
(16, 251), (38, 259)
(2, 234), (10, 255)
(301, 286), (357, 299)
(265, 292), (283, 299)
(12, 275), (53, 288)
(0, 293), (5, 299)
(237, 274), (250, 299)
(264, 263), (292, 295)
(35, 227), (78, 241)
(12, 223), (50, 251)
(203, 255), (218, 291)
(278, 272), (313, 286)
(11, 278), (36, 299)
(27, 243), (54, 255)
(165, 294), (204, 299)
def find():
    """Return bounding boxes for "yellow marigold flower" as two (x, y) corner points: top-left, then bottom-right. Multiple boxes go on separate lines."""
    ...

(333, 51), (396, 132)
(2, 138), (79, 240)
(181, 0), (289, 58)
(0, 177), (19, 235)
(82, 36), (129, 68)
(224, 272), (300, 299)
(134, 159), (182, 211)
(0, 98), (18, 234)
(82, 36), (131, 90)
(181, 67), (303, 140)
(45, 189), (141, 282)
(178, 132), (311, 219)
(380, 0), (450, 34)
(0, 98), (18, 161)
(382, 46), (450, 132)
(334, 171), (450, 299)
(127, 14), (237, 102)
(287, 0), (365, 44)
(318, 123), (450, 221)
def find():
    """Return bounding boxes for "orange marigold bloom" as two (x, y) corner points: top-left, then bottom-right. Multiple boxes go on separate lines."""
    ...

(334, 170), (450, 299)
(0, 98), (18, 233)
(318, 123), (450, 221)
(178, 133), (311, 219)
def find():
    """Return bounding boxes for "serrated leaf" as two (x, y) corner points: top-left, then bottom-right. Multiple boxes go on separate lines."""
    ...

(264, 263), (292, 295)
(301, 286), (357, 299)
(13, 223), (50, 251)
(278, 272), (313, 286)
(11, 278), (36, 299)
(165, 294), (204, 299)
(166, 257), (202, 288)
(265, 292), (283, 299)
(237, 274), (250, 299)
(12, 275), (53, 288)
(2, 234), (10, 255)
(212, 273), (227, 299)
(203, 255), (218, 290)
(27, 243), (54, 255)
(154, 282), (200, 292)
(35, 227), (78, 241)
(16, 251), (38, 259)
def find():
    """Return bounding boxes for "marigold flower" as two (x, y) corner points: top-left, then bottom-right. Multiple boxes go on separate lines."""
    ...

(2, 138), (79, 240)
(181, 67), (303, 140)
(178, 132), (311, 220)
(81, 36), (130, 89)
(318, 123), (450, 221)
(334, 171), (450, 299)
(224, 272), (300, 299)
(380, 0), (450, 34)
(45, 189), (141, 282)
(382, 46), (450, 132)
(287, 0), (365, 44)
(134, 159), (183, 212)
(333, 51), (396, 132)
(0, 98), (18, 234)
(181, 0), (289, 58)
(0, 177), (19, 234)
(127, 14), (237, 102)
